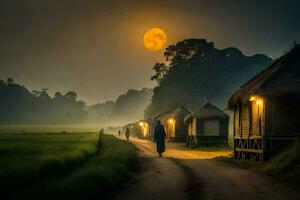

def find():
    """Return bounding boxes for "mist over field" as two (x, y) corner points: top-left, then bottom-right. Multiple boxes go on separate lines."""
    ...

(0, 78), (153, 130)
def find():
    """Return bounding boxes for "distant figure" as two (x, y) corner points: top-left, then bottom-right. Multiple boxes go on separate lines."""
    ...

(125, 128), (130, 141)
(99, 129), (104, 143)
(99, 129), (104, 135)
(154, 120), (166, 158)
(118, 130), (121, 137)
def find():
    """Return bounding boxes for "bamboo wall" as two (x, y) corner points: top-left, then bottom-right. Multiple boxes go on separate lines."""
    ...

(241, 105), (250, 137)
(186, 117), (229, 146)
(266, 97), (300, 137)
(233, 96), (300, 160)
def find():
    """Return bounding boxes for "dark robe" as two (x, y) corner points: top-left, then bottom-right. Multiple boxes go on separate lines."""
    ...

(154, 124), (166, 153)
(125, 128), (130, 140)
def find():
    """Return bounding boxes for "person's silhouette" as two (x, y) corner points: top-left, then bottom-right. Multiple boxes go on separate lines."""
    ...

(125, 128), (130, 141)
(154, 120), (166, 157)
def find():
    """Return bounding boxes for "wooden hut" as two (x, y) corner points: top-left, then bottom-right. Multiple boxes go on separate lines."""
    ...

(185, 102), (229, 147)
(162, 106), (190, 142)
(123, 121), (150, 139)
(228, 46), (300, 161)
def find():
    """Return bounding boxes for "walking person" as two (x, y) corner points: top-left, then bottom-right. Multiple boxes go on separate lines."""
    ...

(99, 129), (104, 143)
(154, 120), (166, 158)
(118, 130), (121, 137)
(125, 128), (130, 141)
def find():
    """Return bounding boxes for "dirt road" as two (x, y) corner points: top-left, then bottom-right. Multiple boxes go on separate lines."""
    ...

(115, 138), (300, 200)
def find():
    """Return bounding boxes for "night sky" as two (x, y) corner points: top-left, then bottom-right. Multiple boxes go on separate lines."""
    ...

(1, 0), (299, 104)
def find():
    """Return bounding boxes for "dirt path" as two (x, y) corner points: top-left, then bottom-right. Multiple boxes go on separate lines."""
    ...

(114, 138), (300, 200)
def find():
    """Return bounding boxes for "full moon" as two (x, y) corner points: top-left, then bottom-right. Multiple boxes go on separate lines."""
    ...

(143, 28), (167, 51)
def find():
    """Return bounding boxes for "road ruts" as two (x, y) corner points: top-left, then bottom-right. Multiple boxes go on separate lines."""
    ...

(114, 137), (300, 200)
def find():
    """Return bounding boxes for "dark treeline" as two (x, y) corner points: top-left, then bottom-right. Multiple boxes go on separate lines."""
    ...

(0, 78), (87, 124)
(145, 39), (273, 119)
(0, 78), (152, 124)
(88, 88), (153, 124)
(1, 38), (274, 124)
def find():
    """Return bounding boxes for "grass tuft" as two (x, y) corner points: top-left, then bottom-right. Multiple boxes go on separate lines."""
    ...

(261, 141), (300, 183)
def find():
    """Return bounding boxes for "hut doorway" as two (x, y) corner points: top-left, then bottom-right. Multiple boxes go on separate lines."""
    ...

(166, 119), (175, 140)
(204, 120), (220, 136)
(250, 100), (264, 136)
(188, 122), (192, 135)
(192, 118), (197, 135)
(142, 124), (150, 138)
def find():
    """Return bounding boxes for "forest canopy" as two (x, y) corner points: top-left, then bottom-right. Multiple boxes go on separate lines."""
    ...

(0, 78), (152, 124)
(0, 78), (87, 124)
(144, 39), (273, 119)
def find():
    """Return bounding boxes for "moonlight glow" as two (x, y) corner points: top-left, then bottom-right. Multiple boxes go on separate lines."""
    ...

(143, 28), (167, 51)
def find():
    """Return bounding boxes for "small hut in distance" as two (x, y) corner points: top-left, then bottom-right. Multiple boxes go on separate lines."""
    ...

(228, 45), (300, 161)
(123, 120), (150, 139)
(162, 106), (190, 142)
(185, 102), (229, 147)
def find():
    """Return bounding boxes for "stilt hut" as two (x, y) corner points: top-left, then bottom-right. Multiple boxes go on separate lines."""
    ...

(162, 106), (190, 142)
(185, 102), (229, 147)
(148, 112), (169, 141)
(228, 46), (300, 161)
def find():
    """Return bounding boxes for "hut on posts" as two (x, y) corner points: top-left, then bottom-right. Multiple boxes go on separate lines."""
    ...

(228, 45), (300, 161)
(185, 102), (229, 147)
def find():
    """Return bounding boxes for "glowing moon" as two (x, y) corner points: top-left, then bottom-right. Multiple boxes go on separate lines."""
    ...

(143, 28), (167, 51)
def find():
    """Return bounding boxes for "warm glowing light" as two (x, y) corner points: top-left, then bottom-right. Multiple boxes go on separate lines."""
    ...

(145, 123), (148, 126)
(131, 125), (133, 128)
(256, 100), (262, 105)
(168, 118), (174, 123)
(250, 96), (263, 106)
(249, 96), (256, 101)
(139, 122), (144, 126)
(143, 28), (167, 51)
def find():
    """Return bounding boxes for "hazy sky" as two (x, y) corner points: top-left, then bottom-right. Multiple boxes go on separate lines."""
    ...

(1, 0), (299, 104)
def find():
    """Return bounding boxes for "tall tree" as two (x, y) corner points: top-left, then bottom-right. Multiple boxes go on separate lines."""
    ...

(145, 39), (273, 119)
(6, 78), (14, 85)
(151, 63), (168, 84)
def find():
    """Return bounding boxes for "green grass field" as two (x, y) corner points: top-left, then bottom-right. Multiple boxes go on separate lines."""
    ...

(0, 124), (105, 133)
(0, 133), (139, 199)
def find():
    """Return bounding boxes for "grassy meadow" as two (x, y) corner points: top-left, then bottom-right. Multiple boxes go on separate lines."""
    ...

(0, 132), (139, 199)
(0, 124), (105, 134)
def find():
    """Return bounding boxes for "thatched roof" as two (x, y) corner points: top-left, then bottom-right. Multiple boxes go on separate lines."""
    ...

(147, 112), (169, 124)
(184, 102), (228, 123)
(162, 105), (190, 121)
(151, 112), (168, 120)
(228, 45), (300, 108)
